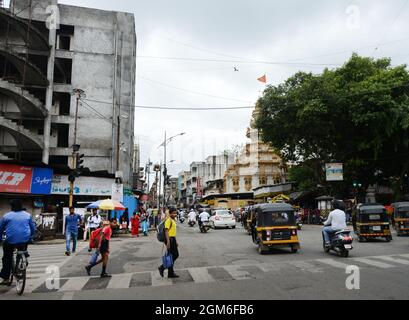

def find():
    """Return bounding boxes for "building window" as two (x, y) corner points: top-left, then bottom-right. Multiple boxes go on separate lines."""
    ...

(57, 124), (69, 148)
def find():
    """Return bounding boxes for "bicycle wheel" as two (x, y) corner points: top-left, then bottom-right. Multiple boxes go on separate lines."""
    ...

(15, 270), (26, 296)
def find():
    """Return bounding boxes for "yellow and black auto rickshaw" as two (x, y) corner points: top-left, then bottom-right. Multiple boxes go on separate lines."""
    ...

(353, 204), (392, 242)
(251, 203), (301, 254)
(245, 206), (255, 235)
(391, 202), (409, 236)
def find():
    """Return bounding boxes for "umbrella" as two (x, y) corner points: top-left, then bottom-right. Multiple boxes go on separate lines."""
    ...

(87, 199), (126, 211)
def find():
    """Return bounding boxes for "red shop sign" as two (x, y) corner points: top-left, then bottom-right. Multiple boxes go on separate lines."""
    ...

(0, 164), (34, 194)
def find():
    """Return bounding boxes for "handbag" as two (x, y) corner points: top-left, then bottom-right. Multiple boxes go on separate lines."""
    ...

(162, 251), (173, 269)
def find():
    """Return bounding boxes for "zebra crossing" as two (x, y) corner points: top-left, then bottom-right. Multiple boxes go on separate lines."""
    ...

(16, 252), (409, 295)
(0, 242), (87, 295)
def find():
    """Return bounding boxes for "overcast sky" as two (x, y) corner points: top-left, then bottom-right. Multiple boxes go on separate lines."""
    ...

(5, 0), (409, 178)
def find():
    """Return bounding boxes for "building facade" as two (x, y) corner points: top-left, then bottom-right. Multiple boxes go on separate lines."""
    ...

(0, 0), (136, 187)
(224, 108), (288, 199)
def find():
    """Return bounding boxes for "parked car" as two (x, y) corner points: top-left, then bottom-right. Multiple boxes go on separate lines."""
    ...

(210, 209), (237, 229)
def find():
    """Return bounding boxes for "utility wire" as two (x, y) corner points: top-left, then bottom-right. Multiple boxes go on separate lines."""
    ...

(81, 81), (409, 113)
(139, 76), (254, 104)
(81, 98), (254, 111)
(137, 55), (342, 67)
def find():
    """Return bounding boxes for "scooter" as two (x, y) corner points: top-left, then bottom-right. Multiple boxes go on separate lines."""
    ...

(323, 229), (354, 258)
(188, 220), (196, 227)
(199, 221), (211, 233)
(179, 215), (185, 224)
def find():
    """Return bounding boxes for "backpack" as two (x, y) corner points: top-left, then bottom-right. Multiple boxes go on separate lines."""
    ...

(157, 218), (172, 243)
(89, 228), (103, 249)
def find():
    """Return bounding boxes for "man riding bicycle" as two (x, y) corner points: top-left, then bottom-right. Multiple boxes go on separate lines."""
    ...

(0, 199), (36, 286)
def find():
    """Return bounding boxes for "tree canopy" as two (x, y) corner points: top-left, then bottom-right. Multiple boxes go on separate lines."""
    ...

(255, 54), (409, 199)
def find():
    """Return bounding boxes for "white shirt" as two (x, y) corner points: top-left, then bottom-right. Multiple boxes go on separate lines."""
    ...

(188, 211), (196, 221)
(87, 214), (102, 229)
(324, 209), (347, 230)
(199, 211), (210, 222)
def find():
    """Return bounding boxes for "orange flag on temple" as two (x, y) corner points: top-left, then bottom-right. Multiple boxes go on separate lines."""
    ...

(257, 74), (267, 84)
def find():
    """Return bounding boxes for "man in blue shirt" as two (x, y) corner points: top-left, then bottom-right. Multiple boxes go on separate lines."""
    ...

(65, 206), (82, 256)
(0, 199), (36, 285)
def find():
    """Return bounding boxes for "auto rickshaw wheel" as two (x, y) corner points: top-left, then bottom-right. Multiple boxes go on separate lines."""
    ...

(291, 245), (298, 253)
(258, 244), (267, 255)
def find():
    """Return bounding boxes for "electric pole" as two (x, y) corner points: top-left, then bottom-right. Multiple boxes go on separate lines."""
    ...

(69, 89), (85, 207)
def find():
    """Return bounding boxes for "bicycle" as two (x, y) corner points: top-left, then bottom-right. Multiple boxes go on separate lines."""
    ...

(8, 244), (29, 296)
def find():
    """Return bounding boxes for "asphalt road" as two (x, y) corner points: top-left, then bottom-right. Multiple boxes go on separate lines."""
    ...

(1, 222), (409, 300)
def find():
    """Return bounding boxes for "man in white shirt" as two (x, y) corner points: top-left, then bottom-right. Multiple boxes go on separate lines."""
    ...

(87, 209), (102, 251)
(188, 209), (196, 225)
(322, 200), (347, 246)
(198, 210), (210, 230)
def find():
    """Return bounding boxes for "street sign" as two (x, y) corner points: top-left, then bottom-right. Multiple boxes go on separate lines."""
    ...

(112, 183), (124, 202)
(326, 163), (344, 181)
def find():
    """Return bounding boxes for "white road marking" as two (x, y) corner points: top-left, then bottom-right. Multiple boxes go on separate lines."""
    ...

(223, 265), (251, 280)
(59, 277), (89, 292)
(352, 258), (394, 269)
(315, 259), (351, 269)
(373, 256), (409, 266)
(106, 274), (132, 289)
(288, 261), (324, 274)
(62, 292), (75, 300)
(150, 271), (173, 287)
(188, 267), (215, 283)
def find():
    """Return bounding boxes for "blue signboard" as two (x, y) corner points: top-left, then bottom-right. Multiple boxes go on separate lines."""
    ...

(30, 168), (53, 195)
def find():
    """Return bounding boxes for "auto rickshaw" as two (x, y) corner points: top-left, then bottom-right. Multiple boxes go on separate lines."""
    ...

(391, 202), (409, 236)
(353, 204), (392, 242)
(251, 203), (301, 254)
(245, 206), (254, 235)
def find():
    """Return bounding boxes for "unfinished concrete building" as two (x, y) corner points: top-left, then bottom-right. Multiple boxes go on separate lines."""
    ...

(0, 0), (136, 187)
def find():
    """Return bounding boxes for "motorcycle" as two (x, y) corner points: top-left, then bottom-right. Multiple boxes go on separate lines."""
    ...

(188, 220), (196, 227)
(179, 215), (185, 224)
(296, 217), (303, 230)
(199, 221), (211, 233)
(323, 229), (354, 258)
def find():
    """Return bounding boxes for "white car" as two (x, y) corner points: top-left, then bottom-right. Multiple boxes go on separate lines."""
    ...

(209, 210), (237, 229)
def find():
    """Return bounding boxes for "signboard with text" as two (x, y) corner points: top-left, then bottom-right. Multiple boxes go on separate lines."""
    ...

(326, 163), (344, 181)
(0, 164), (53, 195)
(52, 175), (113, 196)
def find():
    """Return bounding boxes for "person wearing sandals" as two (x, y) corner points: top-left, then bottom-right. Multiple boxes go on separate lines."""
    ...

(85, 220), (113, 278)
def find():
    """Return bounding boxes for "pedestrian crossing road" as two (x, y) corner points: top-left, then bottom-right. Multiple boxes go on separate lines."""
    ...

(3, 252), (407, 295)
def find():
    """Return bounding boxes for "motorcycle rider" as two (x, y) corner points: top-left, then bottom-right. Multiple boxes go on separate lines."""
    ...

(322, 200), (347, 247)
(188, 209), (196, 226)
(198, 209), (210, 230)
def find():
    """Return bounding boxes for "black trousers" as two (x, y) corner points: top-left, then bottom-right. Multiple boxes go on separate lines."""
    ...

(0, 242), (28, 280)
(163, 237), (179, 275)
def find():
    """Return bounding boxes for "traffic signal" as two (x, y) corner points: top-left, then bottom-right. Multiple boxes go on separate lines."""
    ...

(353, 182), (362, 188)
(68, 171), (76, 183)
(75, 154), (85, 176)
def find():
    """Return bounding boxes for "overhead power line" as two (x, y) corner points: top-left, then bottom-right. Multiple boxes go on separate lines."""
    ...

(137, 55), (342, 67)
(139, 76), (254, 104)
(81, 98), (254, 111)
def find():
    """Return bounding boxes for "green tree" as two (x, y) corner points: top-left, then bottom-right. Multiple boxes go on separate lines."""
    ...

(255, 54), (409, 199)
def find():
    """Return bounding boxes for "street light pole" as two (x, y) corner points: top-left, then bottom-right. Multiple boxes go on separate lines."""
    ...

(158, 131), (185, 209)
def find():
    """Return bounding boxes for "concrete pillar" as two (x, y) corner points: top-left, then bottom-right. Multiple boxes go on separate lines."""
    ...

(42, 0), (57, 164)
